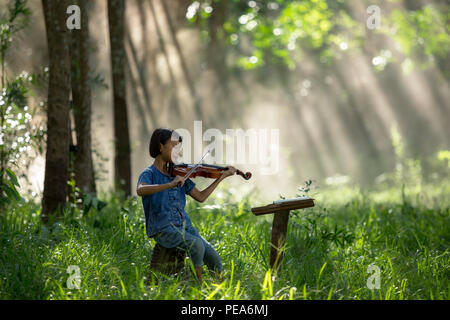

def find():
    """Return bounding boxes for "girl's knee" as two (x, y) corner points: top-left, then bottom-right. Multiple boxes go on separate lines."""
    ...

(203, 245), (223, 271)
(190, 237), (205, 257)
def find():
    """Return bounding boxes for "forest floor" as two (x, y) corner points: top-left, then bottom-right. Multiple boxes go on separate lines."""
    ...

(0, 181), (449, 300)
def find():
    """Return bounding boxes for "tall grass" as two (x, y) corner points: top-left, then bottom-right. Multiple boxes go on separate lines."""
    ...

(0, 181), (448, 300)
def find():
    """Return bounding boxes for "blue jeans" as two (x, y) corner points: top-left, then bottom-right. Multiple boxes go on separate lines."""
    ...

(154, 225), (223, 272)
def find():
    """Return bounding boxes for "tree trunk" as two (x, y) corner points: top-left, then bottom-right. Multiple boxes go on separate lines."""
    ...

(71, 0), (95, 195)
(208, 0), (228, 81)
(160, 0), (203, 120)
(108, 0), (131, 196)
(208, 0), (231, 125)
(41, 0), (72, 223)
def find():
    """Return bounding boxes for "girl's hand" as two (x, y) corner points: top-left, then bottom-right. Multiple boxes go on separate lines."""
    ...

(171, 175), (185, 188)
(221, 166), (236, 179)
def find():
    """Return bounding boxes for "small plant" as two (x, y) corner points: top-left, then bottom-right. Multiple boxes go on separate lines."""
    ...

(0, 167), (20, 206)
(0, 0), (46, 199)
(297, 179), (315, 196)
(391, 125), (423, 192)
(437, 150), (450, 168)
(82, 192), (107, 215)
(376, 124), (424, 196)
(320, 224), (355, 247)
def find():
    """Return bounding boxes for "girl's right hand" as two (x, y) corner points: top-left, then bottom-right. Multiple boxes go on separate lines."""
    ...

(171, 175), (185, 188)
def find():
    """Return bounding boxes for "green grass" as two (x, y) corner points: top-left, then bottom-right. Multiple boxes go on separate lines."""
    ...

(0, 181), (449, 300)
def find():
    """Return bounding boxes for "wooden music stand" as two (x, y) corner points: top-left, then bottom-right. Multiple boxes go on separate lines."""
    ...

(251, 198), (315, 274)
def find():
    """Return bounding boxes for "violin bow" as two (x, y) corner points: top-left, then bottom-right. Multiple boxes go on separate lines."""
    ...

(182, 149), (210, 180)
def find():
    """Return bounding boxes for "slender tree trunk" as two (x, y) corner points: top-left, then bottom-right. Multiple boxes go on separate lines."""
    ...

(41, 0), (72, 223)
(148, 0), (182, 117)
(71, 0), (94, 195)
(208, 0), (228, 83)
(159, 0), (203, 120)
(108, 0), (131, 196)
(208, 0), (232, 125)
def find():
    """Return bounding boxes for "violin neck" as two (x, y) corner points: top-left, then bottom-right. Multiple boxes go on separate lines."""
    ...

(174, 162), (251, 180)
(198, 163), (226, 170)
(207, 165), (250, 180)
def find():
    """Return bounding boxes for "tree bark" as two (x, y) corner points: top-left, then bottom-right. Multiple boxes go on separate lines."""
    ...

(160, 0), (203, 120)
(108, 0), (131, 196)
(71, 0), (95, 195)
(208, 0), (228, 80)
(208, 0), (232, 125)
(41, 0), (72, 223)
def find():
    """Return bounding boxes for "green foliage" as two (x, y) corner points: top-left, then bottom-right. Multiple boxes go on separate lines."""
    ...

(186, 1), (450, 78)
(0, 0), (46, 201)
(391, 125), (422, 193)
(0, 0), (31, 86)
(82, 192), (107, 215)
(0, 167), (20, 206)
(0, 71), (47, 150)
(0, 181), (448, 299)
(66, 160), (107, 216)
(390, 6), (450, 59)
(385, 5), (450, 76)
(187, 0), (362, 71)
(0, 68), (47, 194)
(373, 124), (428, 196)
(437, 151), (450, 168)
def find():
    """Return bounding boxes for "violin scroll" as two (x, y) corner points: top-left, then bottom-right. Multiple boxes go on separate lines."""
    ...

(236, 169), (252, 180)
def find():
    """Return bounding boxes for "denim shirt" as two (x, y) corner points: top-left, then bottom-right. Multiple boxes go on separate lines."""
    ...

(137, 164), (196, 238)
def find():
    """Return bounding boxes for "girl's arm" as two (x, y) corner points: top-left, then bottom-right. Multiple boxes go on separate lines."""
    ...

(136, 175), (185, 196)
(188, 166), (236, 203)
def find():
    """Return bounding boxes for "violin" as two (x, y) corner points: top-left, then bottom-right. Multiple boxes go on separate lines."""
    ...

(169, 163), (252, 181)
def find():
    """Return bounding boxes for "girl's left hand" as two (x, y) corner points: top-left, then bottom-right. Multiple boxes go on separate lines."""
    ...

(221, 166), (236, 179)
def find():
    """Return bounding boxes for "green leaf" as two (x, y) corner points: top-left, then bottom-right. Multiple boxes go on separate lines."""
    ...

(92, 196), (98, 210)
(5, 168), (20, 187)
(83, 193), (92, 215)
(96, 199), (108, 212)
(6, 181), (21, 200)
(0, 196), (10, 206)
(1, 183), (20, 202)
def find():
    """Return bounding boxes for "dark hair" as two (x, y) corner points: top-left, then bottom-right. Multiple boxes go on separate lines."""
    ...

(149, 128), (182, 158)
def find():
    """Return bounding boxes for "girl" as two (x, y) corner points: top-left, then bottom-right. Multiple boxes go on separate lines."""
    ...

(136, 128), (236, 283)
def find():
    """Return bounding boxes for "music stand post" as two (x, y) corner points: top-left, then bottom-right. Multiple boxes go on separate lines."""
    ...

(251, 198), (315, 275)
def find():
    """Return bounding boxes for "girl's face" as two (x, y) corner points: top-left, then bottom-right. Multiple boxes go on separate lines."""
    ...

(160, 133), (182, 163)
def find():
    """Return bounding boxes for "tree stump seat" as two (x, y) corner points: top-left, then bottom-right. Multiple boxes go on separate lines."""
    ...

(149, 242), (186, 276)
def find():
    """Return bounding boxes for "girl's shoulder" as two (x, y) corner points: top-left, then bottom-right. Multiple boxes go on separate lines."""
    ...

(139, 165), (153, 176)
(140, 164), (172, 183)
(138, 165), (156, 183)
